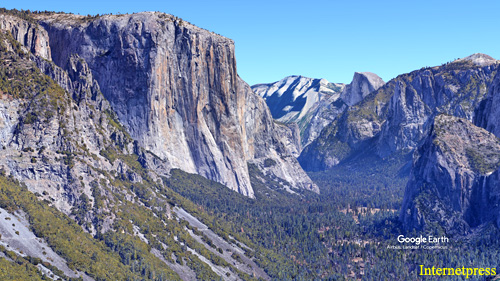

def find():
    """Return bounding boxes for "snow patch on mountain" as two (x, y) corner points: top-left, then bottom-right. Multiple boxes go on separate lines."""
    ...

(252, 76), (345, 149)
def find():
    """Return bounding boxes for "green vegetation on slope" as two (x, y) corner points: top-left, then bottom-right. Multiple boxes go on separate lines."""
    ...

(165, 150), (500, 280)
(0, 254), (45, 281)
(0, 172), (183, 281)
(2, 8), (500, 280)
(0, 26), (261, 280)
(165, 166), (354, 280)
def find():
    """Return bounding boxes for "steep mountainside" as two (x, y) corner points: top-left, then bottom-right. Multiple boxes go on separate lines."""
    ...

(476, 68), (500, 137)
(35, 12), (317, 197)
(252, 76), (345, 150)
(340, 72), (385, 106)
(0, 13), (51, 60)
(299, 54), (499, 171)
(0, 9), (322, 281)
(252, 73), (385, 152)
(400, 114), (500, 235)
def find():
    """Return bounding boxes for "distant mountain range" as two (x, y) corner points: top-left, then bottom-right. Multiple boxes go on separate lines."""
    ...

(1, 6), (500, 281)
(254, 53), (500, 234)
(251, 72), (384, 151)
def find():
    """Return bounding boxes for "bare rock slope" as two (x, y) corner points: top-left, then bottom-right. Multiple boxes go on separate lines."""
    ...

(0, 11), (275, 280)
(299, 55), (500, 171)
(400, 114), (500, 234)
(252, 76), (346, 150)
(35, 12), (317, 196)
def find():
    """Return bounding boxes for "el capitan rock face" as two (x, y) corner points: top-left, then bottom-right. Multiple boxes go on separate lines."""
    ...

(0, 25), (140, 228)
(0, 13), (273, 279)
(400, 114), (500, 234)
(35, 12), (317, 196)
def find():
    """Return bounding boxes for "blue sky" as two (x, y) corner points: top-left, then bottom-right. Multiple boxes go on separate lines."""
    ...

(3, 0), (500, 85)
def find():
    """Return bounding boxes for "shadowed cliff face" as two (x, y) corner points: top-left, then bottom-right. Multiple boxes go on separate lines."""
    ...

(300, 57), (499, 172)
(35, 12), (317, 196)
(476, 71), (500, 138)
(0, 16), (274, 279)
(252, 73), (385, 154)
(0, 26), (145, 232)
(400, 114), (500, 235)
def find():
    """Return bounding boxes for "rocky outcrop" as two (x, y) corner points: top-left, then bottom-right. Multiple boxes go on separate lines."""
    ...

(0, 14), (166, 226)
(0, 13), (51, 60)
(0, 14), (273, 279)
(0, 26), (142, 233)
(340, 72), (384, 106)
(272, 121), (301, 157)
(456, 53), (498, 67)
(34, 12), (317, 196)
(400, 115), (500, 234)
(252, 75), (345, 150)
(376, 57), (498, 157)
(476, 71), (500, 138)
(299, 55), (500, 171)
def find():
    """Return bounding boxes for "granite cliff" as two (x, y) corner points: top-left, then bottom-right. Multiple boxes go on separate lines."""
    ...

(340, 72), (385, 107)
(0, 10), (290, 280)
(476, 67), (500, 138)
(400, 114), (500, 235)
(299, 54), (500, 171)
(252, 73), (384, 153)
(32, 12), (317, 197)
(0, 13), (51, 60)
(401, 67), (500, 234)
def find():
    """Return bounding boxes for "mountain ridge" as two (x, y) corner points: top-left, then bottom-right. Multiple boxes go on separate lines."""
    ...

(34, 11), (317, 197)
(0, 9), (308, 280)
(299, 54), (499, 171)
(400, 114), (500, 234)
(252, 75), (345, 150)
(2, 7), (500, 280)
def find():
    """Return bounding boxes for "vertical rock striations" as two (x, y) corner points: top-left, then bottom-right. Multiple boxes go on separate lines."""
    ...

(340, 72), (384, 107)
(0, 14), (51, 60)
(400, 115), (500, 234)
(0, 14), (273, 278)
(0, 25), (141, 229)
(35, 12), (317, 196)
(300, 56), (499, 171)
(475, 71), (500, 138)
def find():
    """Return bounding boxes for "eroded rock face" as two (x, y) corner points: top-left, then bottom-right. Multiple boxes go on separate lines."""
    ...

(0, 15), (273, 278)
(300, 56), (500, 171)
(400, 115), (500, 234)
(35, 12), (317, 196)
(0, 14), (51, 60)
(340, 72), (384, 107)
(476, 71), (500, 138)
(0, 26), (146, 235)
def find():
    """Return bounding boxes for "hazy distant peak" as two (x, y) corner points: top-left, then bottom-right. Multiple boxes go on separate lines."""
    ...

(341, 72), (384, 106)
(355, 72), (383, 82)
(251, 75), (345, 149)
(455, 53), (498, 67)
